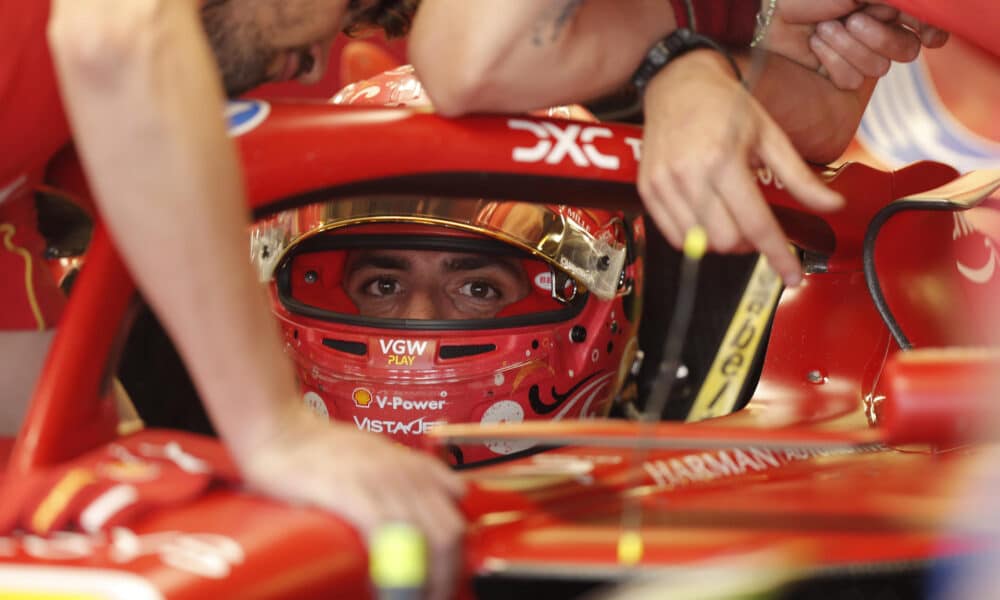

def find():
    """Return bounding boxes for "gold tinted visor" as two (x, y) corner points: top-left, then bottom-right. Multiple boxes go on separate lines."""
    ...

(251, 195), (627, 300)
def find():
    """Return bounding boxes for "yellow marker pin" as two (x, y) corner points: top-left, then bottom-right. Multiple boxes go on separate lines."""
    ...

(370, 523), (427, 589)
(616, 530), (644, 566)
(683, 226), (708, 260)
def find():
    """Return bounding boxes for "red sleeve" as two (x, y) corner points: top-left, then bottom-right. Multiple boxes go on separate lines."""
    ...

(0, 1), (70, 330)
(668, 0), (692, 29)
(0, 0), (70, 187)
(722, 0), (760, 46)
(687, 0), (761, 47)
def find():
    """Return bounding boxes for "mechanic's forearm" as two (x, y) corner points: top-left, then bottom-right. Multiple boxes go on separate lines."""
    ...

(47, 0), (300, 457)
(410, 0), (676, 115)
(739, 51), (876, 163)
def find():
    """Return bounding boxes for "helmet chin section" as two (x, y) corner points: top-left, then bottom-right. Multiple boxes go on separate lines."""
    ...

(278, 279), (632, 467)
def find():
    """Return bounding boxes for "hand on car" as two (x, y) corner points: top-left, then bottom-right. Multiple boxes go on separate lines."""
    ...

(638, 49), (844, 286)
(764, 0), (949, 90)
(238, 405), (466, 600)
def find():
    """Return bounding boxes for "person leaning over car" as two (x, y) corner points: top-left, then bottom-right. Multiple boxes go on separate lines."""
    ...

(0, 1), (463, 598)
(408, 0), (948, 288)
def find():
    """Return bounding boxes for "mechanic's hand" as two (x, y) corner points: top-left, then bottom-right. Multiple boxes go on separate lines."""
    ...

(638, 49), (843, 287)
(239, 406), (466, 600)
(763, 0), (949, 90)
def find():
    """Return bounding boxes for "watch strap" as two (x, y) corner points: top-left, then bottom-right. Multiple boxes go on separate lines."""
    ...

(630, 28), (742, 100)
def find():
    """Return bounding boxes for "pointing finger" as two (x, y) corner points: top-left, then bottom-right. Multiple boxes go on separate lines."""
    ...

(716, 161), (801, 286)
(754, 109), (843, 214)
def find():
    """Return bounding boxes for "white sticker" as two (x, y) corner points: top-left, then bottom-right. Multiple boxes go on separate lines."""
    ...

(480, 401), (534, 455)
(304, 391), (329, 418)
(534, 271), (553, 291)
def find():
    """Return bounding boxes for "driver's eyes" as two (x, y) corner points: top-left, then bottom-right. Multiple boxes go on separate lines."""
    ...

(458, 281), (500, 300)
(364, 277), (401, 297)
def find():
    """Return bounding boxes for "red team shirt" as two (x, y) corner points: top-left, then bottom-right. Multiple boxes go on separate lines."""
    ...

(1, 0), (70, 330)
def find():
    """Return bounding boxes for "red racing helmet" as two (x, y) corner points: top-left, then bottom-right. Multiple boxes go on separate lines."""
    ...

(252, 67), (645, 466)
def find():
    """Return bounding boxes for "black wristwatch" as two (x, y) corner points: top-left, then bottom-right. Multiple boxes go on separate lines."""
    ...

(630, 28), (742, 99)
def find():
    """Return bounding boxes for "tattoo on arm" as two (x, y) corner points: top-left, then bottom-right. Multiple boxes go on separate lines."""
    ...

(532, 0), (586, 46)
(552, 0), (585, 34)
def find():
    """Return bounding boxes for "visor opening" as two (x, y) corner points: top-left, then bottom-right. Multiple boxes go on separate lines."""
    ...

(439, 343), (497, 359)
(322, 338), (368, 356)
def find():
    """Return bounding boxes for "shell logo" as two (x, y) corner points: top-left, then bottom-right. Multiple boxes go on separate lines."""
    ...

(353, 387), (374, 408)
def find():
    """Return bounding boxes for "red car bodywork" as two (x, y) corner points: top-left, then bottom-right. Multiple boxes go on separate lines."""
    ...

(1, 101), (997, 598)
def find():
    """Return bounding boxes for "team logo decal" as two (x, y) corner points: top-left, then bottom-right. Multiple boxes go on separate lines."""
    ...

(372, 393), (446, 411)
(508, 119), (632, 170)
(353, 416), (441, 436)
(226, 100), (270, 137)
(353, 387), (374, 408)
(379, 338), (430, 366)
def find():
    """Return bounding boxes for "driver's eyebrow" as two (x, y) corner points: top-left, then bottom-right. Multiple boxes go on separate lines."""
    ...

(444, 255), (522, 278)
(346, 254), (410, 273)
